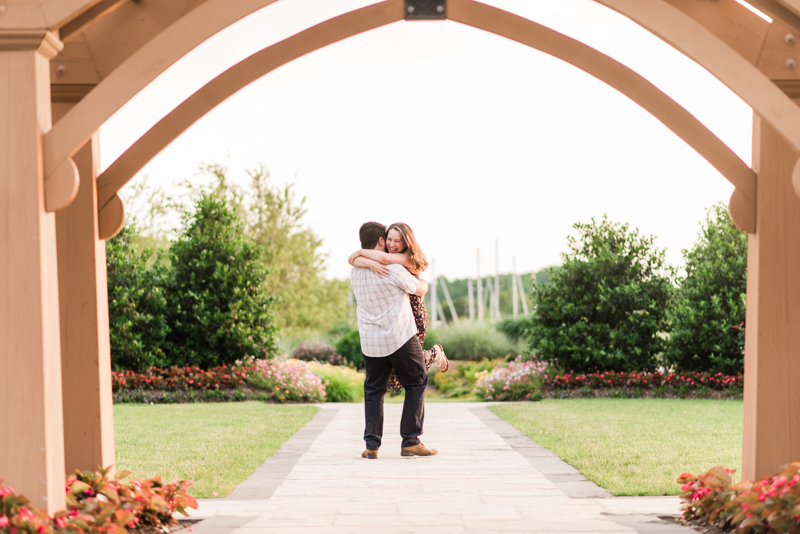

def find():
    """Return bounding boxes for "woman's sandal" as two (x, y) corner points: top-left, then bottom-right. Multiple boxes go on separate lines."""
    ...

(433, 344), (449, 372)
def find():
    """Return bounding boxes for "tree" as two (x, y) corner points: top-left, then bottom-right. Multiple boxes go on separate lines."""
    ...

(165, 193), (279, 367)
(242, 165), (350, 332)
(134, 163), (351, 334)
(666, 203), (747, 374)
(105, 220), (170, 371)
(528, 216), (674, 372)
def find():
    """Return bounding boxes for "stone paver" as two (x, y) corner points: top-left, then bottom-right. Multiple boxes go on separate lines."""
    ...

(188, 403), (694, 534)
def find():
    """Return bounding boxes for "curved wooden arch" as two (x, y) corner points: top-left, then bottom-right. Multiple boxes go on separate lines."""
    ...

(44, 0), (800, 210)
(95, 0), (756, 238)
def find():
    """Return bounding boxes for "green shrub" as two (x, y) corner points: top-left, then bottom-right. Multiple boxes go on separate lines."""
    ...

(165, 194), (279, 368)
(666, 203), (747, 374)
(528, 216), (674, 372)
(495, 317), (531, 343)
(434, 321), (519, 361)
(334, 328), (364, 368)
(106, 220), (170, 371)
(309, 362), (364, 402)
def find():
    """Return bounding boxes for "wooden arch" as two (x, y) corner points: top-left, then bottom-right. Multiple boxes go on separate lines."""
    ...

(90, 0), (757, 239)
(42, 0), (800, 226)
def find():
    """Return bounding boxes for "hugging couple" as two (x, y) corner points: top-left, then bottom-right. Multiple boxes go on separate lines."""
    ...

(348, 222), (449, 459)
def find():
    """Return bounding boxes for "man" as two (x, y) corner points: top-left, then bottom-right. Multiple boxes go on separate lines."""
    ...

(350, 222), (437, 459)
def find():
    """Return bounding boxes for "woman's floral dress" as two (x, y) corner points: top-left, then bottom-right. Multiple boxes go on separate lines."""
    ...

(386, 271), (436, 392)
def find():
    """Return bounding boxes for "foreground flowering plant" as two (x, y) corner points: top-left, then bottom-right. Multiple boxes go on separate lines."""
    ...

(473, 356), (547, 401)
(0, 467), (197, 534)
(677, 463), (800, 533)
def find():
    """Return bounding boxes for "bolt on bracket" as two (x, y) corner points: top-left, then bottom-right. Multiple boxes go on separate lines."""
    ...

(405, 0), (446, 20)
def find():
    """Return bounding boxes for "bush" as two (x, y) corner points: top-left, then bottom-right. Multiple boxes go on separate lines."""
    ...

(667, 203), (747, 374)
(528, 216), (674, 372)
(247, 358), (326, 403)
(495, 317), (531, 344)
(473, 356), (548, 401)
(165, 194), (279, 368)
(335, 328), (364, 368)
(431, 359), (505, 398)
(308, 362), (364, 402)
(433, 321), (519, 361)
(292, 341), (342, 365)
(106, 220), (170, 371)
(678, 463), (800, 533)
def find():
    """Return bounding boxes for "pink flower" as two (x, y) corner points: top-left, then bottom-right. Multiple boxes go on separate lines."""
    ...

(56, 516), (67, 528)
(0, 516), (8, 527)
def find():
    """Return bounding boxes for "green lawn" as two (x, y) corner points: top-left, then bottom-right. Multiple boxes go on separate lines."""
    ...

(491, 399), (742, 496)
(114, 402), (317, 498)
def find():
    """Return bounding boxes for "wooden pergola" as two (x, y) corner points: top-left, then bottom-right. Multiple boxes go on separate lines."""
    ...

(1, 0), (799, 512)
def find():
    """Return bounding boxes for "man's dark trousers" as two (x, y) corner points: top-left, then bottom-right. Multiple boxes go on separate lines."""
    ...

(363, 336), (427, 450)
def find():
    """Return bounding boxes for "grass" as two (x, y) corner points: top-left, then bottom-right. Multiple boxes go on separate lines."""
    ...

(491, 399), (742, 496)
(114, 402), (317, 498)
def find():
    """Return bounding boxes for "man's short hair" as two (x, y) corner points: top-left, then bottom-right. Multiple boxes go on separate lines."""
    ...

(359, 222), (387, 249)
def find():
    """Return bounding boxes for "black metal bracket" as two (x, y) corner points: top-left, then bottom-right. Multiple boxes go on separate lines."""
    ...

(404, 0), (446, 20)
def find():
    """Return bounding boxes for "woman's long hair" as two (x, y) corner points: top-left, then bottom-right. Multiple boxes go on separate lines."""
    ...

(387, 222), (429, 273)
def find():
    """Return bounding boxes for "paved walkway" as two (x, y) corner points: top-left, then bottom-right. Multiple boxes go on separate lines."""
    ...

(188, 403), (695, 534)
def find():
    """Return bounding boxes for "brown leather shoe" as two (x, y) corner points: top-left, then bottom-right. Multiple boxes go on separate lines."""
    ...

(361, 449), (378, 459)
(401, 443), (438, 457)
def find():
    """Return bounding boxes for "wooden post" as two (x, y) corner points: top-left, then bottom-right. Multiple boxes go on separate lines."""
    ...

(517, 273), (530, 316)
(742, 115), (800, 480)
(430, 259), (438, 328)
(0, 38), (67, 513)
(512, 257), (519, 318)
(494, 239), (500, 322)
(52, 100), (115, 476)
(468, 278), (474, 320)
(476, 249), (484, 322)
(439, 277), (459, 323)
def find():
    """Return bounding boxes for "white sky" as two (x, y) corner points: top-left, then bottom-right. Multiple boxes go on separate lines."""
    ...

(99, 0), (753, 281)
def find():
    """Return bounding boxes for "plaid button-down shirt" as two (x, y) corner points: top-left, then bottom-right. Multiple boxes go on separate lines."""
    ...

(350, 264), (420, 357)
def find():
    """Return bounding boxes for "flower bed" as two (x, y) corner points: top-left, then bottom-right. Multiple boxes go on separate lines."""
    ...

(678, 463), (800, 533)
(472, 358), (744, 401)
(473, 357), (548, 401)
(0, 467), (196, 534)
(113, 357), (327, 403)
(544, 371), (743, 399)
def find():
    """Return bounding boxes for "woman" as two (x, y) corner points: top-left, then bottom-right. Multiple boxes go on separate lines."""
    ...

(349, 222), (449, 391)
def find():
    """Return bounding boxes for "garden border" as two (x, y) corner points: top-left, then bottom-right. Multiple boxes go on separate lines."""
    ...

(226, 406), (338, 500)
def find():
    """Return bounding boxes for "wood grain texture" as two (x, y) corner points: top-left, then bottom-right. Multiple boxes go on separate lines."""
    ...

(54, 100), (115, 476)
(743, 115), (800, 479)
(0, 49), (66, 513)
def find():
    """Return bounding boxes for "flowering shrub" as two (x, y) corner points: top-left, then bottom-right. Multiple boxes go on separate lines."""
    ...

(678, 463), (800, 533)
(112, 364), (252, 391)
(545, 371), (743, 392)
(247, 358), (326, 403)
(432, 359), (505, 398)
(0, 468), (197, 534)
(0, 484), (53, 534)
(293, 341), (342, 365)
(473, 356), (547, 401)
(308, 362), (363, 402)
